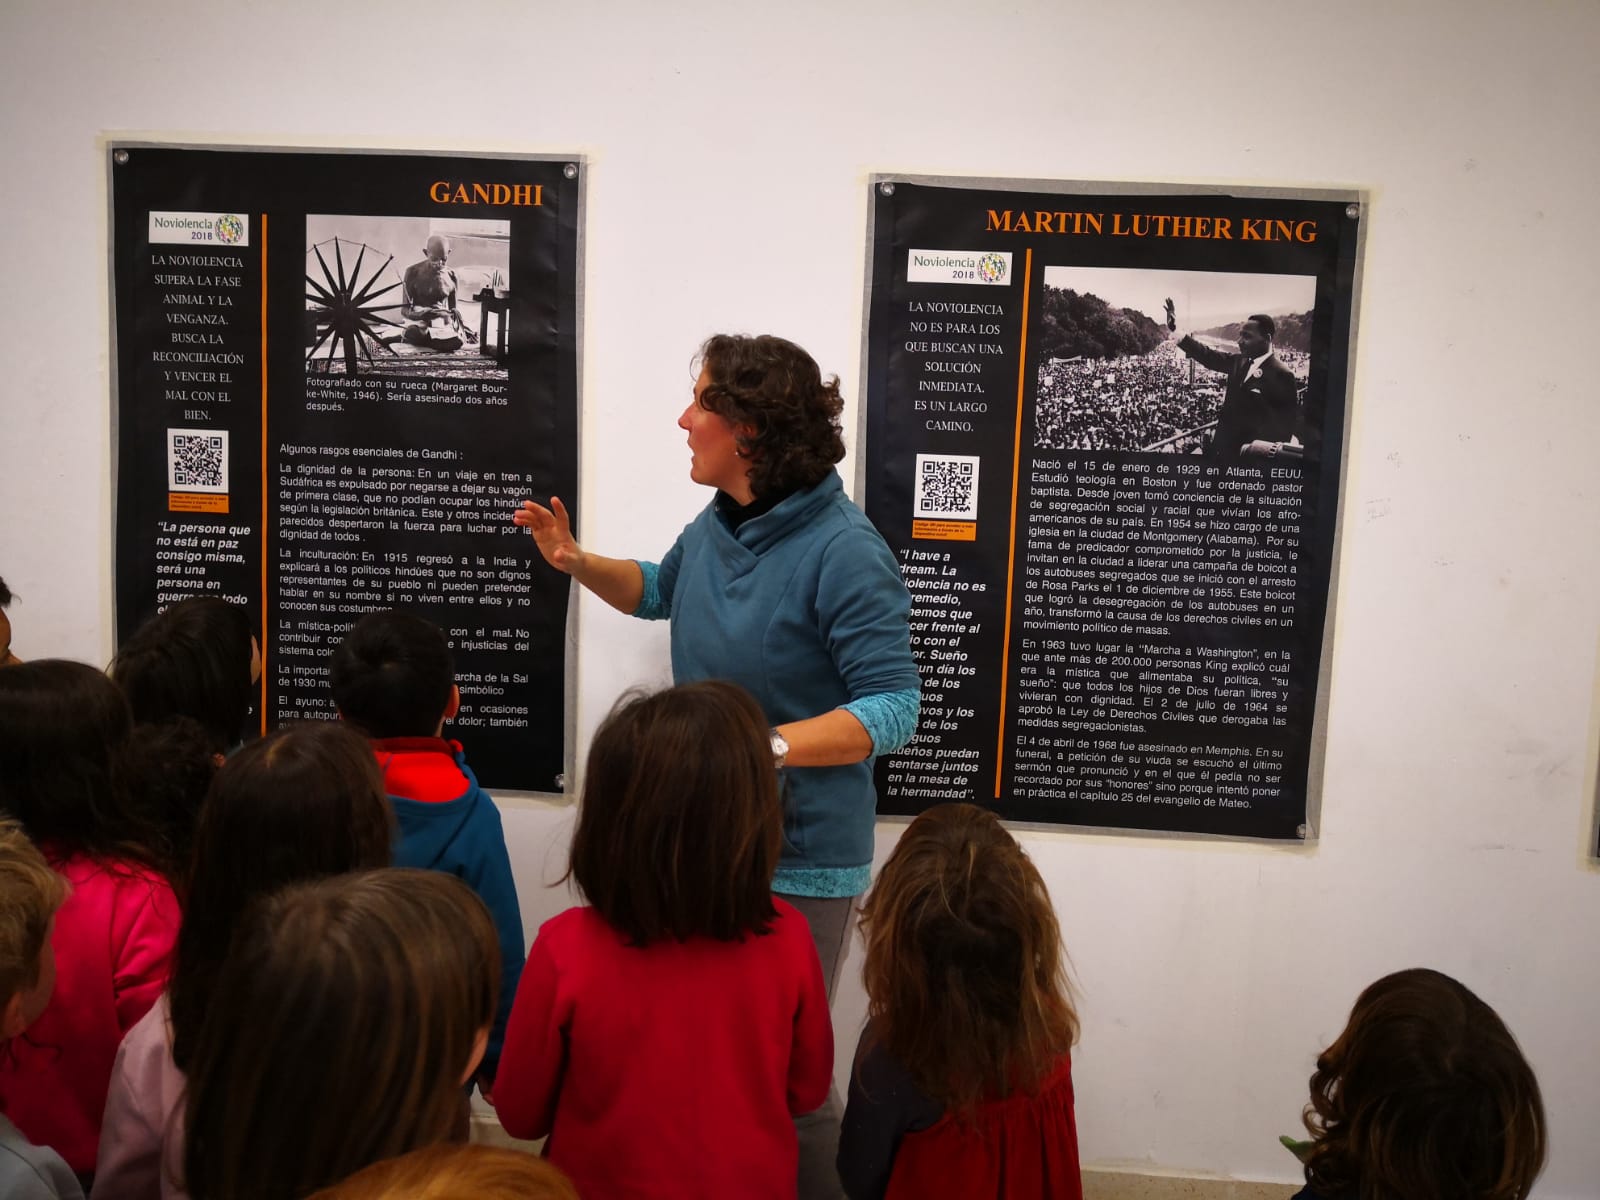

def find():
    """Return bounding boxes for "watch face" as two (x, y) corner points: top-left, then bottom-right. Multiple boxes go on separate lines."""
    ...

(770, 730), (789, 762)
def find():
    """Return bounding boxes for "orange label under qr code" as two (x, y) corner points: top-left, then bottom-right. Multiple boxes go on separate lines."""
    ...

(168, 493), (229, 514)
(911, 519), (975, 541)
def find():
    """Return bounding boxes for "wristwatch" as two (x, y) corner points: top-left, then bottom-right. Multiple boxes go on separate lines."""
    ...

(769, 727), (790, 770)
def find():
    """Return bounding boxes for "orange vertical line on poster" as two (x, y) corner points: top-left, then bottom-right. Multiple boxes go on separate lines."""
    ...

(994, 247), (1032, 799)
(258, 214), (269, 734)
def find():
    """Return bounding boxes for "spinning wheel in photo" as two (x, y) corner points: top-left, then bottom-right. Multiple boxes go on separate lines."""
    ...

(305, 237), (403, 375)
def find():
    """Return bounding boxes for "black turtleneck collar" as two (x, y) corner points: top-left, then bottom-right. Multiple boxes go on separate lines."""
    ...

(716, 486), (794, 531)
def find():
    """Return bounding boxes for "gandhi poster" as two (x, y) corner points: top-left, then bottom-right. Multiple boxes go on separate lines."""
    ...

(110, 145), (580, 791)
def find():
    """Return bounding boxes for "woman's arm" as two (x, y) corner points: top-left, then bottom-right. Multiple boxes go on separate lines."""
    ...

(775, 687), (921, 768)
(775, 708), (874, 768)
(513, 497), (644, 614)
(776, 526), (923, 768)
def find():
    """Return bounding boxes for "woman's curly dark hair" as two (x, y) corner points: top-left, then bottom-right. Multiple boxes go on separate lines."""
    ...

(696, 334), (845, 499)
(1302, 968), (1545, 1200)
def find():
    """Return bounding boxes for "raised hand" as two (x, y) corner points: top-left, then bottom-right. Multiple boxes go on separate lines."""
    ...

(513, 496), (583, 574)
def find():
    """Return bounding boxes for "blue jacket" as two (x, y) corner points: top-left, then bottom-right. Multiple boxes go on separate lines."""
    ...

(375, 738), (526, 1082)
(652, 471), (920, 879)
(0, 1113), (82, 1200)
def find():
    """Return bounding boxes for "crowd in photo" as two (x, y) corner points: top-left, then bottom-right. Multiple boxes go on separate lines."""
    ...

(0, 331), (1550, 1200)
(0, 586), (1553, 1200)
(1034, 339), (1310, 453)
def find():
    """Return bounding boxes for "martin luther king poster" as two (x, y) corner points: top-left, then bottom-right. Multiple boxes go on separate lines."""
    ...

(861, 177), (1363, 840)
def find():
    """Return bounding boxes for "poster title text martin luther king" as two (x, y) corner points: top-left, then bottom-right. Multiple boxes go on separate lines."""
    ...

(984, 210), (1318, 241)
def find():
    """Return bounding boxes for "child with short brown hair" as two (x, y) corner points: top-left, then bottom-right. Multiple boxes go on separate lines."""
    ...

(0, 818), (83, 1199)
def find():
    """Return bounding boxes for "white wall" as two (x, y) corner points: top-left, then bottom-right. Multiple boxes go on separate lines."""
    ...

(3, 0), (1598, 1192)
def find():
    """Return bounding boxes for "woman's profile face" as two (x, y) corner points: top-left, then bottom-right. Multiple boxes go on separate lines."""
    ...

(678, 365), (752, 501)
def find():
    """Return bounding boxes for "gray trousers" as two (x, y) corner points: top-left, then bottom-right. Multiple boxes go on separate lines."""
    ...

(782, 893), (855, 1200)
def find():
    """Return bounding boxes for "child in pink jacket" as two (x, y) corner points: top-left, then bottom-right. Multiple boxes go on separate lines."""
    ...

(0, 661), (181, 1179)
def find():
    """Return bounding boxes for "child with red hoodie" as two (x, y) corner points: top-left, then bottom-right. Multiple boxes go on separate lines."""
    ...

(330, 610), (524, 1090)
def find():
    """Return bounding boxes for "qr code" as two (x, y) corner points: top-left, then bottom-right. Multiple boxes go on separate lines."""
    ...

(167, 428), (229, 493)
(913, 453), (980, 521)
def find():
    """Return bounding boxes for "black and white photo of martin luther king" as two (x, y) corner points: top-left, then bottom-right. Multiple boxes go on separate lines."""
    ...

(1177, 314), (1306, 461)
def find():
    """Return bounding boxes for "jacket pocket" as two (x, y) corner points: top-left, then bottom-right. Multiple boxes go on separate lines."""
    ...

(779, 773), (805, 857)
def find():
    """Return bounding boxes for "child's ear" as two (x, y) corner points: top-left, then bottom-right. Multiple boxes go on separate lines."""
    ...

(459, 1025), (489, 1086)
(445, 685), (461, 722)
(0, 992), (27, 1041)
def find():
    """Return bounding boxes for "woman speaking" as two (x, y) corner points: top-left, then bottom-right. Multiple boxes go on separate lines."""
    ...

(518, 338), (918, 1195)
(516, 335), (920, 975)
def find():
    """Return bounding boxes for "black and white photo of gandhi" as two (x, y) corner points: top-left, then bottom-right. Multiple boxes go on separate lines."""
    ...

(305, 214), (510, 380)
(1034, 267), (1315, 460)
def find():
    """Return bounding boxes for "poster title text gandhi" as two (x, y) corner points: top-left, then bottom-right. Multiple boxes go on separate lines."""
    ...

(985, 210), (1316, 242)
(430, 181), (543, 206)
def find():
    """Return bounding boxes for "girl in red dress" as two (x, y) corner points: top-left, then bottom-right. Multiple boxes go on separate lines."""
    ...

(838, 803), (1082, 1200)
(494, 681), (835, 1200)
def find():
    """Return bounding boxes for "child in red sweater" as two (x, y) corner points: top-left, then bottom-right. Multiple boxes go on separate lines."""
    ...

(495, 681), (834, 1199)
(837, 803), (1083, 1200)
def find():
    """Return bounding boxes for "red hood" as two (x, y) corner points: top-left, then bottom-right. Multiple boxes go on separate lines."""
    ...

(371, 737), (470, 803)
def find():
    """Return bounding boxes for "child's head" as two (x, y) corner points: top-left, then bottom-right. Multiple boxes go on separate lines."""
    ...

(859, 802), (1078, 1113)
(183, 869), (500, 1200)
(330, 610), (458, 738)
(111, 597), (259, 755)
(569, 680), (781, 944)
(169, 720), (394, 1072)
(0, 659), (159, 869)
(117, 715), (220, 887)
(0, 819), (68, 1042)
(1302, 968), (1546, 1200)
(307, 1144), (578, 1200)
